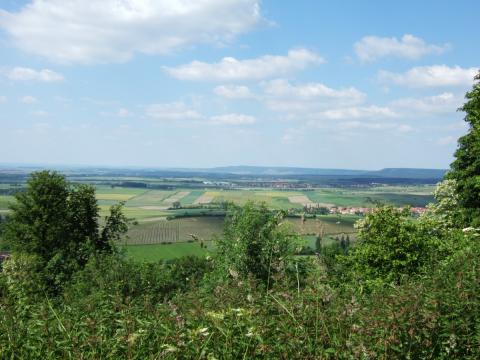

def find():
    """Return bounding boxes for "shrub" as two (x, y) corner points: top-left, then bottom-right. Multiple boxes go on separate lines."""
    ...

(215, 201), (303, 287)
(340, 206), (437, 287)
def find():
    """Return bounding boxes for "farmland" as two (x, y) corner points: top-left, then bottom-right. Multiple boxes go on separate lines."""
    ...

(0, 169), (439, 262)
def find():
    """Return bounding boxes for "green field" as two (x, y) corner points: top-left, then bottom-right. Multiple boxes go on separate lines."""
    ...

(303, 188), (434, 207)
(2, 183), (435, 261)
(124, 214), (357, 246)
(122, 242), (209, 261)
(179, 190), (205, 205)
(126, 216), (225, 244)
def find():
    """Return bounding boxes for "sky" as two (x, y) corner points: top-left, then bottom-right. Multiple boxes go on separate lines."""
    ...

(0, 0), (478, 170)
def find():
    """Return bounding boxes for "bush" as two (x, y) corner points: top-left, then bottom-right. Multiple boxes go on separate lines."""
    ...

(340, 206), (437, 287)
(215, 201), (303, 287)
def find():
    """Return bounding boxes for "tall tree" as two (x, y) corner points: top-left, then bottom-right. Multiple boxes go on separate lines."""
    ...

(448, 71), (480, 226)
(4, 171), (128, 289)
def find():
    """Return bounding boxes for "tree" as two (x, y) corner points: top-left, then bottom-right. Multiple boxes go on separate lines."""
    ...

(216, 201), (302, 286)
(448, 71), (480, 226)
(4, 171), (128, 290)
(342, 206), (434, 286)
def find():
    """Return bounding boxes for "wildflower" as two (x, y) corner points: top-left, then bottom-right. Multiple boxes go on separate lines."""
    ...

(162, 344), (178, 353)
(206, 311), (225, 320)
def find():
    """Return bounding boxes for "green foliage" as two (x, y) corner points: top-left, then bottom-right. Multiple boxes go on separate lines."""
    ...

(64, 254), (211, 305)
(1, 171), (479, 357)
(448, 71), (480, 226)
(3, 171), (128, 291)
(341, 206), (435, 287)
(2, 253), (45, 305)
(216, 201), (303, 286)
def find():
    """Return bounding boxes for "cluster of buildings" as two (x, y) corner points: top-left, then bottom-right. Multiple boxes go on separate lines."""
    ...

(303, 204), (427, 216)
(329, 207), (374, 215)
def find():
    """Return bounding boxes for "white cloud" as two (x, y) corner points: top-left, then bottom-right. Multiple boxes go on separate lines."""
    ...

(437, 135), (457, 145)
(31, 110), (49, 117)
(5, 67), (64, 82)
(0, 0), (262, 64)
(281, 127), (304, 144)
(21, 95), (38, 104)
(164, 48), (324, 81)
(312, 105), (397, 121)
(214, 85), (254, 99)
(210, 113), (256, 125)
(379, 65), (478, 88)
(337, 121), (411, 132)
(355, 34), (449, 62)
(117, 108), (131, 117)
(145, 101), (256, 126)
(145, 102), (201, 121)
(262, 79), (366, 113)
(0, 96), (6, 103)
(390, 92), (463, 115)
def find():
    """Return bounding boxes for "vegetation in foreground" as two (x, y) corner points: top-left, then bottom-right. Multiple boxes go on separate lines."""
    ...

(0, 72), (479, 359)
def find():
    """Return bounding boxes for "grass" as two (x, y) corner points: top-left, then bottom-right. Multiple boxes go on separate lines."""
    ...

(122, 242), (209, 261)
(0, 196), (15, 210)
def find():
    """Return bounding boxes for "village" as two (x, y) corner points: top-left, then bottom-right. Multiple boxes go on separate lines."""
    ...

(303, 204), (427, 216)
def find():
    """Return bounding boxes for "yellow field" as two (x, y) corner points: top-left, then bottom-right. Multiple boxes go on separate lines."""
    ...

(96, 193), (136, 201)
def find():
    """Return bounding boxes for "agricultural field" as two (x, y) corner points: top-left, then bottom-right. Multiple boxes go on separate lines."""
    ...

(124, 215), (356, 245)
(126, 216), (225, 244)
(289, 214), (360, 235)
(122, 215), (358, 262)
(302, 187), (434, 208)
(1, 181), (436, 261)
(203, 189), (304, 209)
(93, 185), (435, 222)
(122, 242), (209, 261)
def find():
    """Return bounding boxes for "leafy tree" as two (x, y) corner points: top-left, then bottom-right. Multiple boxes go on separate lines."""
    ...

(448, 71), (480, 226)
(342, 206), (434, 286)
(4, 171), (128, 290)
(216, 201), (302, 286)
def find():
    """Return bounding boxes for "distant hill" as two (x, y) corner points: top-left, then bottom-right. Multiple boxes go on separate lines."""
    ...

(205, 166), (446, 179)
(207, 166), (365, 176)
(366, 168), (447, 179)
(0, 165), (447, 186)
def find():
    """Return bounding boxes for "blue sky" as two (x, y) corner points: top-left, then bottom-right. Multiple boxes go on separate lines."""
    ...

(0, 0), (478, 169)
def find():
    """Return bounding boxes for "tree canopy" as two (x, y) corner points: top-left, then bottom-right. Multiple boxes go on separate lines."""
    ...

(4, 171), (128, 289)
(448, 71), (480, 226)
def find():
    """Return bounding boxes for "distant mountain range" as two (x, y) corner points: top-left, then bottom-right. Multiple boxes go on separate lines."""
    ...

(194, 166), (447, 179)
(0, 165), (447, 182)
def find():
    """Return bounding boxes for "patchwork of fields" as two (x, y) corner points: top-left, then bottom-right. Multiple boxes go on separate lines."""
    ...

(0, 184), (435, 261)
